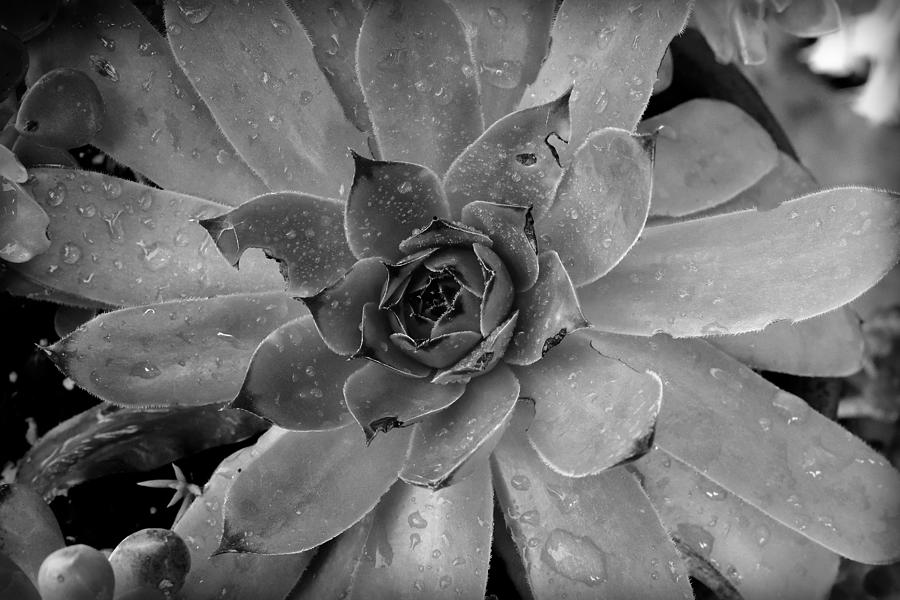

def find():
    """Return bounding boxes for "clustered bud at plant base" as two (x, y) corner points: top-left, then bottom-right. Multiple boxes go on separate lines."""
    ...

(1, 0), (899, 599)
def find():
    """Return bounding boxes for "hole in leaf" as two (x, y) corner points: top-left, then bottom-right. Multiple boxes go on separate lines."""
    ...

(24, 120), (38, 132)
(544, 132), (567, 168)
(514, 153), (537, 166)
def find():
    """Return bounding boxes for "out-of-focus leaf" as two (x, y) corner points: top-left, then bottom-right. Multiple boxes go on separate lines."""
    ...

(648, 28), (797, 158)
(0, 484), (64, 585)
(220, 424), (411, 555)
(505, 251), (588, 366)
(587, 331), (900, 564)
(231, 315), (360, 431)
(0, 0), (59, 41)
(461, 202), (538, 292)
(580, 187), (900, 337)
(46, 292), (303, 408)
(11, 137), (78, 169)
(536, 128), (653, 286)
(514, 333), (662, 477)
(286, 0), (371, 132)
(771, 0), (841, 37)
(444, 93), (570, 219)
(638, 99), (777, 218)
(452, 0), (555, 127)
(199, 192), (355, 296)
(357, 0), (483, 176)
(345, 155), (450, 261)
(491, 404), (694, 599)
(0, 268), (109, 309)
(53, 305), (97, 338)
(635, 450), (841, 600)
(853, 265), (900, 322)
(520, 0), (691, 151)
(16, 67), (105, 149)
(0, 554), (41, 600)
(0, 28), (27, 102)
(13, 169), (284, 307)
(0, 179), (50, 263)
(347, 463), (493, 598)
(708, 307), (865, 377)
(165, 0), (364, 198)
(17, 404), (264, 500)
(730, 0), (768, 65)
(0, 144), (28, 183)
(344, 362), (466, 443)
(27, 0), (266, 205)
(175, 445), (313, 600)
(401, 363), (519, 489)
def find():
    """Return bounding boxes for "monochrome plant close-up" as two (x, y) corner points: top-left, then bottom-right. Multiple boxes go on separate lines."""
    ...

(1, 0), (899, 598)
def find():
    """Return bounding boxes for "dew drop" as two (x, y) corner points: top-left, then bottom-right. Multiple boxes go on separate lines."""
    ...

(675, 523), (714, 558)
(299, 90), (313, 106)
(510, 474), (531, 491)
(481, 59), (523, 90)
(409, 533), (421, 550)
(77, 203), (97, 218)
(137, 240), (174, 272)
(398, 181), (413, 194)
(519, 510), (541, 526)
(540, 529), (608, 587)
(271, 18), (290, 36)
(408, 511), (428, 529)
(176, 0), (214, 25)
(47, 182), (67, 207)
(755, 524), (770, 546)
(130, 361), (161, 379)
(61, 242), (82, 264)
(772, 391), (810, 425)
(89, 55), (120, 82)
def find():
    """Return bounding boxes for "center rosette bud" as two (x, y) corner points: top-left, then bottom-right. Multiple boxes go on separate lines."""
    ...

(368, 218), (518, 384)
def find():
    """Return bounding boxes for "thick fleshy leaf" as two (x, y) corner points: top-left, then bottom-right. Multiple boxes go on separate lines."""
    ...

(0, 555), (40, 600)
(0, 0), (60, 41)
(452, 0), (555, 126)
(587, 331), (900, 563)
(708, 307), (865, 377)
(444, 93), (570, 219)
(11, 136), (79, 169)
(473, 244), (514, 336)
(655, 151), (817, 224)
(0, 179), (50, 263)
(0, 145), (27, 183)
(580, 187), (900, 337)
(638, 99), (777, 218)
(0, 484), (64, 585)
(491, 404), (693, 599)
(514, 332), (662, 477)
(45, 292), (303, 408)
(461, 201), (538, 291)
(27, 0), (266, 205)
(401, 362), (519, 489)
(505, 251), (588, 366)
(16, 403), (263, 500)
(771, 0), (841, 37)
(345, 155), (450, 261)
(13, 169), (284, 307)
(199, 192), (355, 295)
(520, 0), (692, 149)
(302, 257), (385, 355)
(390, 331), (483, 370)
(285, 0), (371, 132)
(165, 0), (365, 197)
(635, 450), (840, 600)
(430, 311), (518, 384)
(0, 28), (28, 102)
(0, 269), (109, 309)
(358, 303), (433, 377)
(220, 424), (412, 555)
(286, 515), (373, 599)
(350, 464), (493, 598)
(398, 218), (491, 255)
(175, 445), (313, 600)
(231, 315), (361, 431)
(536, 128), (654, 286)
(357, 0), (483, 175)
(344, 362), (466, 442)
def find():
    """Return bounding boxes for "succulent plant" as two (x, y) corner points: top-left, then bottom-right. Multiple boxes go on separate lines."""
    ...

(3, 0), (900, 598)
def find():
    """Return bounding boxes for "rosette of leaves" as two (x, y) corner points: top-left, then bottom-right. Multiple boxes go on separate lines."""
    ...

(4, 0), (900, 598)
